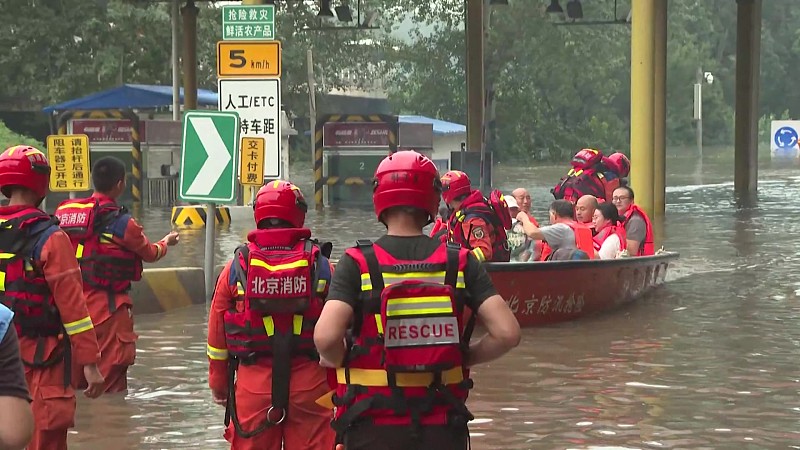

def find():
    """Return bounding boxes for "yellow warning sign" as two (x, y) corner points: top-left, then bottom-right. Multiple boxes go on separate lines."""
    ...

(240, 137), (265, 186)
(46, 134), (91, 192)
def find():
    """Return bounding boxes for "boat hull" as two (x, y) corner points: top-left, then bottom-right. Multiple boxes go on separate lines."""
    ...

(484, 252), (678, 327)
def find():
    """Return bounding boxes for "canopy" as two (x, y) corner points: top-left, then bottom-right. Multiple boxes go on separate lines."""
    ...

(42, 84), (217, 114)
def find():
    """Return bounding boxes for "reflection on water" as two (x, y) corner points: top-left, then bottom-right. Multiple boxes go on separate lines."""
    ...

(70, 149), (800, 448)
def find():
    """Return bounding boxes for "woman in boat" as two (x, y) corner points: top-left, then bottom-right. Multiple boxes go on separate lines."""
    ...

(592, 202), (627, 259)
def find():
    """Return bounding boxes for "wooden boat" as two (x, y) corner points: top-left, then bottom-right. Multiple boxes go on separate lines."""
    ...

(484, 252), (679, 327)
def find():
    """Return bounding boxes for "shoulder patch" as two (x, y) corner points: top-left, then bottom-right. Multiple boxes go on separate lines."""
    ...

(472, 226), (485, 240)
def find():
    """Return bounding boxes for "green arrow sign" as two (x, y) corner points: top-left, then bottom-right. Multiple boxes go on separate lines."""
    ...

(180, 111), (240, 203)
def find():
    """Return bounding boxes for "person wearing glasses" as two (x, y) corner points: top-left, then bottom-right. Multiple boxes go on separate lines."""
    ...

(611, 186), (654, 256)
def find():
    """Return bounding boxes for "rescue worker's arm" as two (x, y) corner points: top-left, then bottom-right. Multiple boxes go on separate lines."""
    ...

(516, 211), (545, 241)
(461, 254), (520, 367)
(207, 262), (237, 406)
(464, 217), (493, 262)
(40, 230), (104, 398)
(119, 217), (179, 263)
(315, 255), (360, 368)
(0, 329), (33, 450)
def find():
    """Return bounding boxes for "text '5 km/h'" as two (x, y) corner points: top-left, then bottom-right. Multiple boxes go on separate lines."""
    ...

(216, 41), (281, 78)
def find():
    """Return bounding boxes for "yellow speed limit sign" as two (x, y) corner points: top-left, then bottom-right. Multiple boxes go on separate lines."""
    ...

(217, 41), (281, 77)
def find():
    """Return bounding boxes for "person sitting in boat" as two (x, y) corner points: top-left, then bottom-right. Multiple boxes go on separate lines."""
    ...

(592, 202), (627, 259)
(511, 188), (536, 223)
(440, 170), (511, 262)
(575, 194), (598, 235)
(506, 196), (537, 262)
(612, 186), (654, 256)
(515, 199), (595, 261)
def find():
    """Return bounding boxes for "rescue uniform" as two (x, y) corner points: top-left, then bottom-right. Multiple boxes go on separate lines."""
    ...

(327, 234), (498, 450)
(62, 193), (169, 394)
(207, 227), (335, 450)
(447, 191), (509, 262)
(0, 205), (100, 450)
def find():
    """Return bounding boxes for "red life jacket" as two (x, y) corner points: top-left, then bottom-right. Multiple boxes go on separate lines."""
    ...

(55, 197), (142, 307)
(592, 224), (627, 253)
(429, 218), (447, 239)
(551, 167), (609, 203)
(331, 240), (474, 433)
(223, 228), (330, 361)
(0, 209), (62, 338)
(447, 190), (511, 262)
(623, 205), (655, 256)
(539, 221), (596, 261)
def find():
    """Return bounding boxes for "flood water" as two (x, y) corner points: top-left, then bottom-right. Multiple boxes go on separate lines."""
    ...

(69, 147), (800, 449)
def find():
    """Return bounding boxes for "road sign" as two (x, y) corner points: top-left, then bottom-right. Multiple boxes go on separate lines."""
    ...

(217, 41), (281, 78)
(240, 137), (265, 186)
(770, 120), (800, 159)
(222, 5), (275, 41)
(179, 111), (240, 203)
(46, 134), (91, 192)
(218, 78), (281, 179)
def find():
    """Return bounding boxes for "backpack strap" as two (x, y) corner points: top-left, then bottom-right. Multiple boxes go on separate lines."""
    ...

(29, 218), (62, 261)
(356, 239), (383, 294)
(231, 244), (250, 290)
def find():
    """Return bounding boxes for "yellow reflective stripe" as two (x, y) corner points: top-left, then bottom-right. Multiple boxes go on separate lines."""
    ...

(293, 315), (303, 335)
(263, 316), (275, 336)
(57, 202), (94, 209)
(236, 282), (245, 296)
(337, 366), (464, 387)
(207, 344), (229, 361)
(0, 271), (5, 291)
(316, 278), (327, 293)
(75, 243), (84, 259)
(63, 316), (94, 336)
(360, 273), (372, 291)
(374, 314), (383, 334)
(250, 258), (309, 272)
(0, 253), (14, 259)
(360, 271), (466, 290)
(385, 296), (454, 316)
(471, 247), (486, 262)
(100, 233), (114, 244)
(23, 261), (33, 272)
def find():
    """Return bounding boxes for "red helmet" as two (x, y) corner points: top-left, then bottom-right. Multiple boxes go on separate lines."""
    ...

(372, 150), (441, 224)
(440, 170), (472, 205)
(0, 145), (51, 199)
(605, 152), (631, 177)
(571, 148), (604, 169)
(253, 180), (307, 228)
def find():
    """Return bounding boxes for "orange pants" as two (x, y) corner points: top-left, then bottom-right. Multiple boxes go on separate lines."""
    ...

(26, 359), (75, 450)
(72, 307), (137, 394)
(224, 370), (335, 450)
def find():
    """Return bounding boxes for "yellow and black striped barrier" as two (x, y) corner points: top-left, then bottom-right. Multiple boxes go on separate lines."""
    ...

(56, 109), (143, 205)
(320, 176), (371, 186)
(170, 205), (232, 228)
(313, 114), (398, 210)
(131, 268), (206, 314)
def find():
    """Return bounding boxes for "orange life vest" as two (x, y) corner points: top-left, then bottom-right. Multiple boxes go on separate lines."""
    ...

(331, 240), (474, 434)
(539, 221), (595, 261)
(623, 205), (654, 256)
(592, 224), (627, 253)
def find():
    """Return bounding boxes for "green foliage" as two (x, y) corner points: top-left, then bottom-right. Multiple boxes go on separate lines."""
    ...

(0, 121), (43, 151)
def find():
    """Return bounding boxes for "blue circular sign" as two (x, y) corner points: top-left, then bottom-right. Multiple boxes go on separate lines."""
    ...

(774, 126), (799, 149)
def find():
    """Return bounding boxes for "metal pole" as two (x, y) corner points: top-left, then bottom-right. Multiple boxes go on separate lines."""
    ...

(629, 0), (656, 217)
(695, 68), (703, 163)
(652, 0), (667, 219)
(465, 0), (484, 182)
(204, 202), (216, 304)
(734, 0), (762, 204)
(172, 0), (180, 121)
(181, 0), (198, 111)
(307, 49), (316, 175)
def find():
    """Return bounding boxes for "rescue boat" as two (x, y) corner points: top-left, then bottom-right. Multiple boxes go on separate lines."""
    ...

(484, 251), (678, 327)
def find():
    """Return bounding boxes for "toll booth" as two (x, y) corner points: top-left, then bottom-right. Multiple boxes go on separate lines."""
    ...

(450, 149), (493, 193)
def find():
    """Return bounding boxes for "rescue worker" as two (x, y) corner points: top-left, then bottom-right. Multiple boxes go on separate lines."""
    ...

(600, 153), (631, 202)
(441, 170), (511, 262)
(314, 150), (520, 450)
(207, 180), (335, 450)
(592, 202), (627, 259)
(0, 303), (34, 450)
(57, 156), (179, 394)
(0, 145), (105, 450)
(611, 186), (654, 256)
(429, 206), (449, 241)
(515, 199), (595, 261)
(575, 195), (598, 233)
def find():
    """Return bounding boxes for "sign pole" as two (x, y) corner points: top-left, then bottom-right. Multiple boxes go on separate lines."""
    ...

(204, 202), (216, 304)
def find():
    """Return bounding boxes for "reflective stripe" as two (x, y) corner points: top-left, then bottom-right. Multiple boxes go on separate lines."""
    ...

(207, 344), (229, 361)
(336, 366), (464, 387)
(63, 316), (94, 335)
(471, 247), (485, 262)
(263, 316), (275, 336)
(250, 258), (309, 272)
(293, 314), (303, 335)
(57, 202), (94, 210)
(100, 233), (114, 244)
(374, 314), (383, 334)
(75, 243), (84, 259)
(0, 271), (5, 291)
(236, 282), (245, 296)
(385, 296), (454, 317)
(316, 279), (327, 292)
(155, 242), (164, 259)
(0, 253), (14, 259)
(360, 271), (466, 291)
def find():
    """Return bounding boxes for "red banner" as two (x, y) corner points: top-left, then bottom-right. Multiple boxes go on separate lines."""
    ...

(70, 119), (147, 143)
(322, 122), (391, 148)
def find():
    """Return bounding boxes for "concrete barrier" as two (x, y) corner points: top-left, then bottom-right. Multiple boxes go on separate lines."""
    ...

(171, 205), (232, 228)
(132, 267), (206, 314)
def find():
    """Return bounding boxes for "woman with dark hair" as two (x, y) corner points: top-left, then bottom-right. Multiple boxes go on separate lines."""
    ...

(592, 202), (627, 259)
